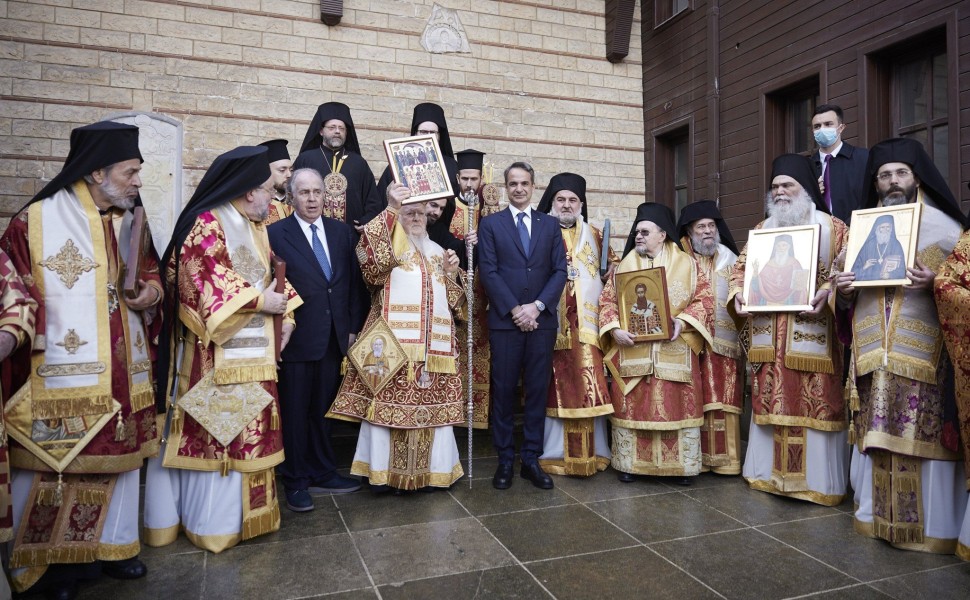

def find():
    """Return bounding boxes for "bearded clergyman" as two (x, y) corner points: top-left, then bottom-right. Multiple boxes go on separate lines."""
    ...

(729, 153), (849, 505)
(677, 200), (744, 475)
(328, 195), (466, 492)
(1, 122), (162, 598)
(535, 173), (617, 477)
(839, 138), (969, 555)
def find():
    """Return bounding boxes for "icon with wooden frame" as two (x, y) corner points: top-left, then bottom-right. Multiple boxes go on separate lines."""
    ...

(741, 224), (820, 312)
(383, 134), (453, 205)
(844, 203), (921, 287)
(615, 266), (672, 342)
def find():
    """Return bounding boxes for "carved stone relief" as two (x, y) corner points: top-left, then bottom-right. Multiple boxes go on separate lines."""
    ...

(420, 4), (470, 54)
(107, 112), (183, 255)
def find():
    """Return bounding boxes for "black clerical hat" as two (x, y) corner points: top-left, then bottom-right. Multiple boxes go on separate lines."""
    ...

(157, 145), (271, 411)
(455, 149), (485, 172)
(31, 121), (143, 203)
(623, 202), (682, 257)
(864, 137), (967, 228)
(676, 199), (739, 255)
(770, 153), (825, 215)
(259, 139), (290, 163)
(299, 102), (361, 155)
(410, 102), (454, 158)
(536, 172), (588, 220)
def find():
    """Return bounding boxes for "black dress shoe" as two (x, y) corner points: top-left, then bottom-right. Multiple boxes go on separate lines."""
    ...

(617, 471), (635, 483)
(43, 580), (79, 600)
(492, 463), (514, 490)
(101, 557), (147, 580)
(520, 461), (554, 489)
(675, 476), (694, 486)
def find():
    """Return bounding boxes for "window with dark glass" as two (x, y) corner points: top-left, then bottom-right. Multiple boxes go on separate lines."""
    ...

(655, 127), (690, 215)
(764, 78), (820, 159)
(656, 0), (689, 26)
(894, 47), (948, 180)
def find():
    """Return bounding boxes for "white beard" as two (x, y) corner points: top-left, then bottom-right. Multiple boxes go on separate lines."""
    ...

(766, 190), (813, 227)
(407, 231), (434, 257)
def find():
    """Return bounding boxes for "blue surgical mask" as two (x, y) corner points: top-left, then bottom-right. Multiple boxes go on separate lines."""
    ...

(814, 127), (839, 148)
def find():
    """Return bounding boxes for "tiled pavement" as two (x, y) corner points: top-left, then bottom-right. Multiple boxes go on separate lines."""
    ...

(33, 425), (970, 599)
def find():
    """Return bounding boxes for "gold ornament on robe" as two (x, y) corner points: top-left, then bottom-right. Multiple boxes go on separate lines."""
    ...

(348, 318), (408, 395)
(177, 371), (275, 448)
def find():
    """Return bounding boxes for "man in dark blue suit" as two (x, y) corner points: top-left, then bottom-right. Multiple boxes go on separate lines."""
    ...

(810, 104), (869, 225)
(479, 162), (567, 489)
(268, 168), (366, 512)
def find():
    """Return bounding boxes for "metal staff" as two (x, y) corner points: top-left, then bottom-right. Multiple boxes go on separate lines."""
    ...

(464, 190), (478, 488)
(600, 218), (612, 277)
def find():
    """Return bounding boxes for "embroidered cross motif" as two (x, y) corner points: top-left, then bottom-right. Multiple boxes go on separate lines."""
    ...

(55, 329), (88, 355)
(39, 239), (99, 289)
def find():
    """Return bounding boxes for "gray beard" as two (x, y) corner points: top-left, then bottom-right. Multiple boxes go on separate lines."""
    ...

(689, 230), (720, 257)
(766, 191), (813, 227)
(101, 179), (135, 210)
(556, 213), (577, 228)
(876, 231), (891, 244)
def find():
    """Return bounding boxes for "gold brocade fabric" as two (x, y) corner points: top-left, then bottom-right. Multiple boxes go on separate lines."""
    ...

(853, 365), (957, 462)
(547, 225), (612, 419)
(330, 208), (466, 429)
(610, 425), (701, 476)
(9, 473), (119, 579)
(177, 372), (275, 448)
(934, 228), (970, 489)
(163, 209), (298, 473)
(539, 417), (610, 476)
(350, 428), (464, 489)
(599, 243), (714, 432)
(262, 199), (292, 226)
(700, 410), (741, 475)
(729, 216), (848, 431)
(866, 449), (958, 554)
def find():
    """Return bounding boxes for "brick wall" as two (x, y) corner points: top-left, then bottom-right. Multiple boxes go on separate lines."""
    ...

(0, 0), (645, 242)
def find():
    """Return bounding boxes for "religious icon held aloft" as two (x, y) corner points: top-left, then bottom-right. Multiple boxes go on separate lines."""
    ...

(741, 224), (819, 312)
(383, 134), (454, 205)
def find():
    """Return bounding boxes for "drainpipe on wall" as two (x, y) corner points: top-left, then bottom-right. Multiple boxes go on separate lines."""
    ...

(707, 0), (721, 201)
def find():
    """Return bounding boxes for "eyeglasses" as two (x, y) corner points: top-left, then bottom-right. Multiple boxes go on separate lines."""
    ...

(416, 129), (438, 135)
(634, 228), (654, 237)
(876, 169), (913, 181)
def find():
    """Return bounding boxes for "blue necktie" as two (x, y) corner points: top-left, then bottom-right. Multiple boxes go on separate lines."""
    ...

(516, 212), (530, 256)
(310, 223), (333, 280)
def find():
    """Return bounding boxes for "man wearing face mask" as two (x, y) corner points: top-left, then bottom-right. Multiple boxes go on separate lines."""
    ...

(810, 104), (869, 225)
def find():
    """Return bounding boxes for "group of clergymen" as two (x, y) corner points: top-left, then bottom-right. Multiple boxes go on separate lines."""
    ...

(1, 100), (970, 600)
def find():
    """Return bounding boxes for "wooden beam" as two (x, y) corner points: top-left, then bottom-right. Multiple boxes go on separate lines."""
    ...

(605, 0), (636, 63)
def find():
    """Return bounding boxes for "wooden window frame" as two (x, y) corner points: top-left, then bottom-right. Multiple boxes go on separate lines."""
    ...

(654, 0), (691, 30)
(652, 118), (693, 214)
(858, 13), (958, 195)
(759, 67), (825, 192)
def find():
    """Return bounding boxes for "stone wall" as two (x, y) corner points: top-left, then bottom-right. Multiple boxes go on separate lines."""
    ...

(0, 0), (644, 241)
